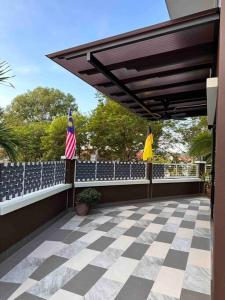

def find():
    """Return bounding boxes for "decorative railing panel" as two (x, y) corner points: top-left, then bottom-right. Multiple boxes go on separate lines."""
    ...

(153, 164), (165, 179)
(96, 161), (114, 180)
(75, 160), (146, 181)
(55, 161), (66, 184)
(131, 162), (146, 179)
(24, 162), (42, 194)
(0, 161), (65, 202)
(0, 163), (24, 201)
(42, 162), (55, 189)
(75, 161), (96, 181)
(115, 162), (130, 180)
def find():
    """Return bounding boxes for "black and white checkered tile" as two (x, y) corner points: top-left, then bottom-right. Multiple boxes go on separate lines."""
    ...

(0, 197), (211, 300)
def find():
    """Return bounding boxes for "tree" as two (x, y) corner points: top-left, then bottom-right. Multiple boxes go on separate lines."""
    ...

(0, 121), (19, 161)
(88, 96), (164, 160)
(41, 113), (88, 160)
(0, 63), (18, 161)
(6, 87), (78, 122)
(13, 122), (48, 161)
(158, 116), (209, 156)
(189, 131), (212, 161)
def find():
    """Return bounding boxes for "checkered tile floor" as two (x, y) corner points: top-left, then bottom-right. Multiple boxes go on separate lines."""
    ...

(0, 197), (211, 300)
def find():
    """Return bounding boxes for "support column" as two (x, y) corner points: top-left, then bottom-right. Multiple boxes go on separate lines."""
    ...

(195, 161), (206, 179)
(195, 160), (206, 194)
(213, 2), (225, 300)
(146, 162), (153, 199)
(62, 156), (76, 207)
(65, 159), (75, 184)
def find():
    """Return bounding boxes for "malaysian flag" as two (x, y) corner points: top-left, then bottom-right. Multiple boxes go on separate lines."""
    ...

(65, 109), (76, 159)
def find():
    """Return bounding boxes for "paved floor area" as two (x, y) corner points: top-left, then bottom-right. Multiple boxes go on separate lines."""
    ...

(0, 197), (211, 300)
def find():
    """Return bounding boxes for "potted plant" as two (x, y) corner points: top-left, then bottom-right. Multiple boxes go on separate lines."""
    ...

(75, 188), (101, 216)
(200, 173), (211, 199)
(204, 181), (212, 199)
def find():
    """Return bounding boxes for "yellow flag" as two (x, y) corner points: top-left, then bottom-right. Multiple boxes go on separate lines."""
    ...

(143, 133), (153, 161)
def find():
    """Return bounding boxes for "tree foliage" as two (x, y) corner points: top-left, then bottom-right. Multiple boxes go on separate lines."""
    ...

(88, 97), (163, 160)
(189, 131), (212, 161)
(158, 116), (209, 155)
(6, 87), (77, 122)
(0, 62), (18, 160)
(0, 121), (19, 161)
(0, 87), (212, 162)
(13, 122), (48, 161)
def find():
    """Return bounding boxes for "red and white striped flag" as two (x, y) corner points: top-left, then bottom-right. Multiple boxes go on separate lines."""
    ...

(65, 109), (76, 159)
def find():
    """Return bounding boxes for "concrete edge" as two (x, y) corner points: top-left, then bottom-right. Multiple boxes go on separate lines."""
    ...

(0, 184), (72, 215)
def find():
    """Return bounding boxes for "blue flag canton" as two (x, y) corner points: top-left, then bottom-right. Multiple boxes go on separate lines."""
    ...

(67, 112), (75, 134)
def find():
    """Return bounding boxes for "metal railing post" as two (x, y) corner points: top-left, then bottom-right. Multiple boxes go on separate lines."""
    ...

(53, 161), (56, 185)
(74, 159), (77, 182)
(40, 162), (43, 189)
(113, 161), (116, 180)
(130, 162), (132, 179)
(22, 163), (26, 197)
(95, 161), (97, 180)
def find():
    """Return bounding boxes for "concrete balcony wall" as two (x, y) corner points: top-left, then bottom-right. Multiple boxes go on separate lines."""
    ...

(0, 188), (71, 256)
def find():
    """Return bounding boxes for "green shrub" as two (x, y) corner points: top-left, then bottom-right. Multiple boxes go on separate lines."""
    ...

(77, 188), (101, 207)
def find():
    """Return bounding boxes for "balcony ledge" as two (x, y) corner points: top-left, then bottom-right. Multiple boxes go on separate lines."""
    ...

(75, 177), (201, 187)
(0, 183), (72, 215)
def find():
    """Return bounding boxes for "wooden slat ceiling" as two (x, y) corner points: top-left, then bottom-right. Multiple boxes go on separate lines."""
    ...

(47, 8), (220, 120)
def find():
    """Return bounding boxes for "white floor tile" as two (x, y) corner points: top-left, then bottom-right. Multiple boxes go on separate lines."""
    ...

(109, 235), (135, 250)
(104, 257), (138, 283)
(195, 220), (210, 229)
(145, 241), (170, 259)
(118, 210), (134, 217)
(188, 248), (211, 269)
(94, 216), (113, 224)
(199, 206), (210, 211)
(79, 230), (105, 244)
(152, 266), (185, 298)
(176, 228), (193, 239)
(118, 219), (136, 229)
(145, 223), (163, 233)
(28, 241), (66, 259)
(141, 213), (157, 221)
(64, 248), (100, 271)
(49, 289), (83, 299)
(168, 217), (182, 225)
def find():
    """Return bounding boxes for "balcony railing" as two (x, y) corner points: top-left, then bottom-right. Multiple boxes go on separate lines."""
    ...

(0, 161), (65, 201)
(75, 161), (199, 182)
(75, 161), (147, 182)
(164, 163), (198, 178)
(0, 160), (202, 202)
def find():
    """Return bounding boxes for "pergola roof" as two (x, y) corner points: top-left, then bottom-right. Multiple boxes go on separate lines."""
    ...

(47, 8), (220, 120)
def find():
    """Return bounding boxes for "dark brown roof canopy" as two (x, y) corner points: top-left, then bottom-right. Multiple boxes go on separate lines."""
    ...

(47, 8), (219, 120)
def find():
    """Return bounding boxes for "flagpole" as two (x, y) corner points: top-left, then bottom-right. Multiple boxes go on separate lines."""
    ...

(64, 108), (77, 208)
(146, 126), (153, 200)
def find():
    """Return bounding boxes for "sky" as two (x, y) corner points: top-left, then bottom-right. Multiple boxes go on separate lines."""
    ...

(0, 0), (169, 114)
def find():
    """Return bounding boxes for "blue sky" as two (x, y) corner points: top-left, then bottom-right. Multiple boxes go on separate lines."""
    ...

(0, 0), (169, 113)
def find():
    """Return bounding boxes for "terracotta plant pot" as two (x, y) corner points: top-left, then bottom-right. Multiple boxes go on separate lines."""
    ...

(75, 202), (90, 216)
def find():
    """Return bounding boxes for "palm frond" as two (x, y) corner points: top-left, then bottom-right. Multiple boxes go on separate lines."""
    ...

(0, 61), (15, 88)
(0, 122), (19, 161)
(189, 131), (212, 159)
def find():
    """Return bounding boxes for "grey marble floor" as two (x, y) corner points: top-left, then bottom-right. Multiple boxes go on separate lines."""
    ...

(0, 197), (211, 300)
